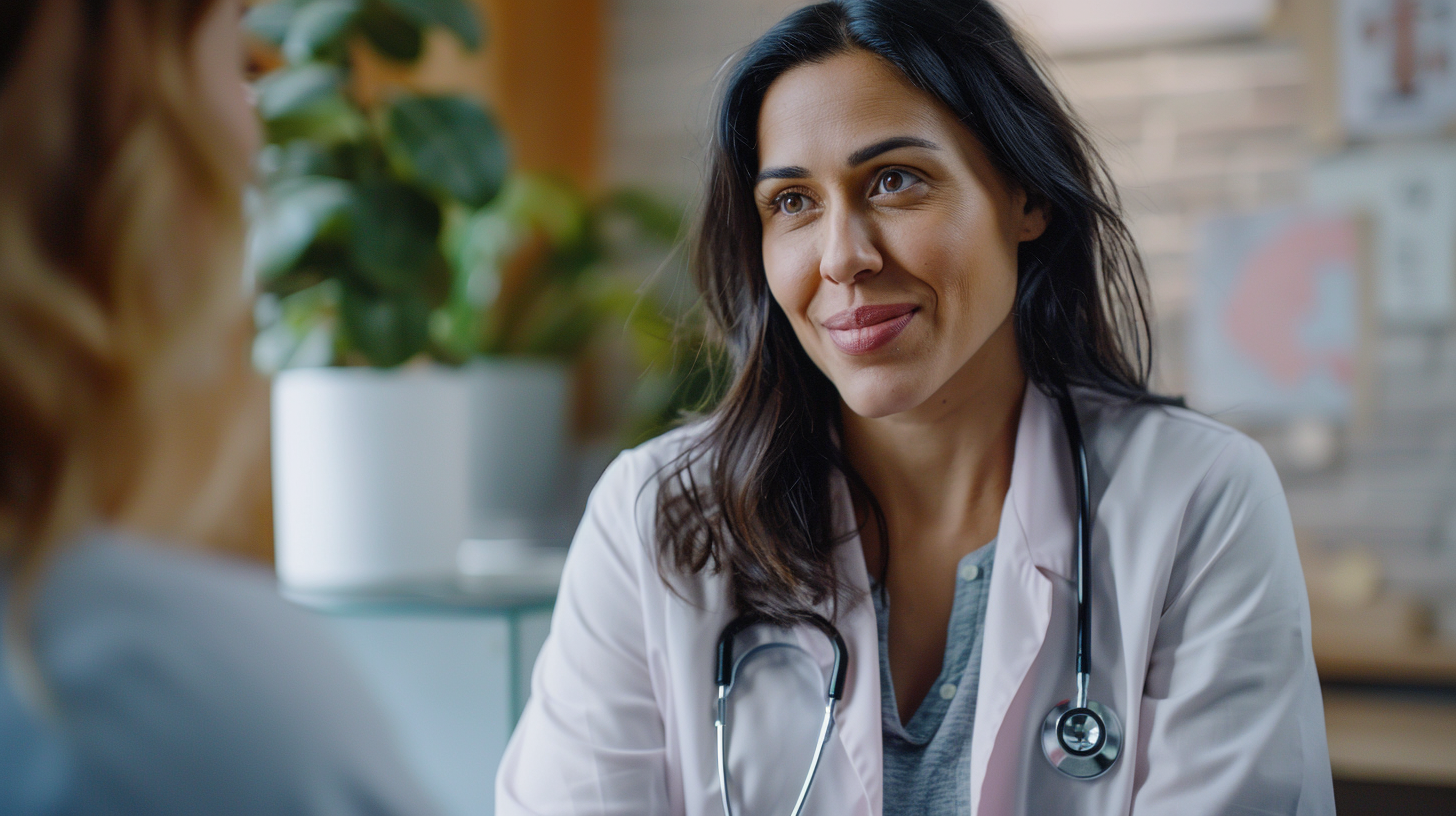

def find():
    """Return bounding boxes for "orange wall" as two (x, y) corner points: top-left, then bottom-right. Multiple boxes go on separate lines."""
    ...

(354, 0), (605, 187)
(482, 0), (603, 186)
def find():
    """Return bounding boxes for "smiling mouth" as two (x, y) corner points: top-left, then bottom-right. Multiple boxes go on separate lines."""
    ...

(822, 304), (918, 355)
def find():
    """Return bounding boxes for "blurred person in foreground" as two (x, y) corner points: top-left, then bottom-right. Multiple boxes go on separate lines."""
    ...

(0, 0), (438, 812)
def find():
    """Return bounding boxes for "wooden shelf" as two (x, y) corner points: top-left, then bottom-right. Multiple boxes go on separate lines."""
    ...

(1314, 631), (1456, 686)
(1325, 689), (1456, 786)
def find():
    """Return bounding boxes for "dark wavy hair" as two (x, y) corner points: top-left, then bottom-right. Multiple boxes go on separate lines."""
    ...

(656, 0), (1170, 622)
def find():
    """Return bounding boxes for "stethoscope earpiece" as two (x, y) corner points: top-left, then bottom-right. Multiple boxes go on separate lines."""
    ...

(715, 612), (846, 816)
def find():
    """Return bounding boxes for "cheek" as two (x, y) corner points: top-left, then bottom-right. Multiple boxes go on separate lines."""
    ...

(911, 205), (1018, 313)
(761, 236), (819, 322)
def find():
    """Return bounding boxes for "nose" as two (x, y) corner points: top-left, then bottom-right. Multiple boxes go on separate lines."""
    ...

(818, 205), (882, 286)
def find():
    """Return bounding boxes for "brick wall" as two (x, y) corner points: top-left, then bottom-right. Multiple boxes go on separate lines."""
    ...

(1055, 38), (1456, 614)
(1050, 41), (1313, 393)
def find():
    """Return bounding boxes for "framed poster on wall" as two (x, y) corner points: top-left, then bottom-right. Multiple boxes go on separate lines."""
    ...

(1190, 208), (1366, 421)
(1340, 0), (1456, 138)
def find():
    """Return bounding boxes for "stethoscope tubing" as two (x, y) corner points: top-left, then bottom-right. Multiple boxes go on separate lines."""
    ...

(714, 636), (842, 816)
(714, 388), (1121, 814)
(1042, 388), (1122, 778)
(1054, 390), (1095, 708)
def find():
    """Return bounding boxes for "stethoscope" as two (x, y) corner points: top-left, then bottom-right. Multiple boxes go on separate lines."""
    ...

(713, 390), (1121, 816)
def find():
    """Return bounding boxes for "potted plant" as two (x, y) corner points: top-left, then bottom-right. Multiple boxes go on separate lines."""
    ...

(439, 174), (689, 537)
(245, 0), (688, 588)
(246, 0), (505, 589)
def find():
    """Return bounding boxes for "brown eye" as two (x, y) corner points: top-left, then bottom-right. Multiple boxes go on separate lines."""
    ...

(875, 169), (920, 195)
(779, 193), (806, 214)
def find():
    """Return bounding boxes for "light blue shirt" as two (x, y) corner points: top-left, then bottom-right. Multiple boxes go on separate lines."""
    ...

(874, 541), (996, 816)
(0, 531), (437, 815)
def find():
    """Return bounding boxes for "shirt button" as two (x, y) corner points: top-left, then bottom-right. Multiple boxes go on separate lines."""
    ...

(959, 563), (981, 581)
(939, 683), (957, 700)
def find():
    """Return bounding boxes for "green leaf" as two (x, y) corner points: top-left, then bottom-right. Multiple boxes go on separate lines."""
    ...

(282, 0), (362, 64)
(245, 0), (307, 45)
(428, 298), (480, 363)
(358, 0), (424, 62)
(256, 140), (341, 182)
(511, 280), (600, 358)
(388, 96), (508, 208)
(252, 281), (342, 372)
(602, 189), (683, 244)
(266, 94), (369, 146)
(340, 286), (431, 366)
(347, 180), (442, 293)
(449, 207), (515, 307)
(255, 63), (343, 121)
(262, 242), (348, 297)
(379, 0), (482, 50)
(247, 176), (353, 281)
(497, 174), (588, 246)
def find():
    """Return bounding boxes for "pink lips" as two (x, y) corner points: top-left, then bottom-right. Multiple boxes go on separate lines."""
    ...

(822, 303), (918, 355)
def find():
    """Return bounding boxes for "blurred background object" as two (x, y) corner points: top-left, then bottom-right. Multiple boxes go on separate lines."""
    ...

(242, 0), (713, 590)
(238, 2), (721, 811)
(0, 0), (464, 810)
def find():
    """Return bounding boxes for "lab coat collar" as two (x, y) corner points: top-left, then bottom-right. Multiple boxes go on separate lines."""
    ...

(820, 383), (1077, 815)
(824, 475), (882, 814)
(830, 382), (1077, 583)
(969, 384), (1075, 814)
(1009, 385), (1078, 583)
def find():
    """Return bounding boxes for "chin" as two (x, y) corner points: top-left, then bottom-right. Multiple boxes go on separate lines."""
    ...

(834, 368), (938, 419)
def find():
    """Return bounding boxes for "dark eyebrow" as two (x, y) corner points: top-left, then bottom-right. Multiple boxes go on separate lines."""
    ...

(755, 165), (810, 185)
(754, 137), (939, 185)
(847, 136), (939, 167)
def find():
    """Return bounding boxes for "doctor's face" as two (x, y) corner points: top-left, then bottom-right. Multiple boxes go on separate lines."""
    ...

(755, 50), (1046, 419)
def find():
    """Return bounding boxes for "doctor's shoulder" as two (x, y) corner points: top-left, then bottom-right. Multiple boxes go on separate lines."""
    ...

(567, 421), (721, 593)
(1077, 390), (1302, 600)
(1078, 389), (1286, 509)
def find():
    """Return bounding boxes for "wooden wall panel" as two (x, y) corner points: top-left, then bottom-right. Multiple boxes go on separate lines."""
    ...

(480, 0), (603, 186)
(355, 0), (605, 186)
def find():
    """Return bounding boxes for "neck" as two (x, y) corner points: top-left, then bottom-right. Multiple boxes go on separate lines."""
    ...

(842, 316), (1025, 569)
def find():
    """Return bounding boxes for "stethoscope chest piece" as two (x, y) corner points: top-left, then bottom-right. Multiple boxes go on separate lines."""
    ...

(1041, 699), (1121, 779)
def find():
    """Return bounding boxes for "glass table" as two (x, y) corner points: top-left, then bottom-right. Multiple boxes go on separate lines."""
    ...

(286, 571), (559, 816)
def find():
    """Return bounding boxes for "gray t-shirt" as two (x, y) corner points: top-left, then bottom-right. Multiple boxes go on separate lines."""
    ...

(874, 541), (996, 816)
(0, 530), (438, 815)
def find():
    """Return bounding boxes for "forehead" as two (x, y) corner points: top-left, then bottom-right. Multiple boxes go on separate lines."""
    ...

(756, 49), (958, 168)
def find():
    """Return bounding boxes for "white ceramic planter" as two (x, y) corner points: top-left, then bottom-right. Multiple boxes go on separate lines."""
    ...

(467, 358), (570, 535)
(272, 366), (472, 589)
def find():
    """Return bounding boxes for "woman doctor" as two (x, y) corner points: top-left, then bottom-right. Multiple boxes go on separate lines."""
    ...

(498, 1), (1335, 814)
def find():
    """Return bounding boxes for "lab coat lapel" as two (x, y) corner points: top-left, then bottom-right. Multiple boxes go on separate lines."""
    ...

(971, 386), (1076, 815)
(807, 474), (881, 815)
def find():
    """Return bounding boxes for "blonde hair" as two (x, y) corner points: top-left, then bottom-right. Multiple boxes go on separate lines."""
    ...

(0, 0), (248, 579)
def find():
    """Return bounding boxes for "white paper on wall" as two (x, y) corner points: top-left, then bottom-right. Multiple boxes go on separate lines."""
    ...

(1309, 144), (1456, 327)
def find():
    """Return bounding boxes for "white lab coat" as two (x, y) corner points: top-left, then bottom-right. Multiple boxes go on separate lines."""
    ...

(497, 386), (1335, 815)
